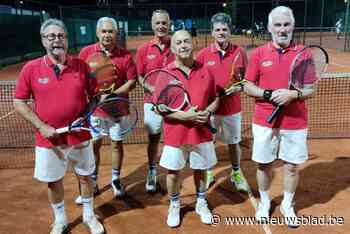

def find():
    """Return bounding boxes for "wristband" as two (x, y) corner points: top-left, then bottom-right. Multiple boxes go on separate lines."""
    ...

(263, 89), (273, 101)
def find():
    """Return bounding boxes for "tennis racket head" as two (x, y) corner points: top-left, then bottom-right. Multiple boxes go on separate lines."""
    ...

(86, 50), (118, 94)
(156, 84), (190, 113)
(93, 94), (138, 136)
(222, 51), (246, 96)
(289, 45), (328, 90)
(146, 70), (190, 113)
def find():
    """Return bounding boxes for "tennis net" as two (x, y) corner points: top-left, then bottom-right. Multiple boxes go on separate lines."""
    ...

(1, 73), (350, 168)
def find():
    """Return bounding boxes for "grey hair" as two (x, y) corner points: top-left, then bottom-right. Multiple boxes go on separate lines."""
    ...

(151, 9), (170, 22)
(211, 12), (232, 29)
(96, 17), (118, 31)
(268, 6), (295, 28)
(40, 18), (67, 35)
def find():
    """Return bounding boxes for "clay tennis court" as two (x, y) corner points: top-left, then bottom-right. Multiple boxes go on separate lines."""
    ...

(1, 34), (350, 234)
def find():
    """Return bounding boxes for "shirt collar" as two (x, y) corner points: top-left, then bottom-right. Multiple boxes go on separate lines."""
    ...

(150, 37), (171, 47)
(95, 43), (121, 56)
(209, 42), (238, 55)
(43, 54), (72, 68)
(167, 60), (201, 71)
(268, 41), (298, 53)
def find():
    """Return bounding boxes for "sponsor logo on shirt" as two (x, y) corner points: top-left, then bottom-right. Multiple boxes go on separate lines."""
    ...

(207, 61), (215, 66)
(147, 54), (156, 60)
(37, 77), (50, 84)
(261, 60), (273, 67)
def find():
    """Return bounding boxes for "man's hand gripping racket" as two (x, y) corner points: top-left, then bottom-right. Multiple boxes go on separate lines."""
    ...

(143, 69), (217, 134)
(55, 95), (138, 136)
(220, 51), (246, 97)
(87, 49), (118, 96)
(56, 50), (138, 135)
(266, 45), (329, 124)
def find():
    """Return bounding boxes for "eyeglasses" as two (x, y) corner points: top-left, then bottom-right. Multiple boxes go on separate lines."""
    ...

(42, 33), (66, 41)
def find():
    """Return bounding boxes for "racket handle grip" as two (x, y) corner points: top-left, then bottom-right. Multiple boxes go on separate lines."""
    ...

(266, 105), (284, 124)
(206, 123), (217, 134)
(56, 127), (69, 134)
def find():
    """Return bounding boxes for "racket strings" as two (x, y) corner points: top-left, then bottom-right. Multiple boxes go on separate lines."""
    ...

(157, 85), (187, 111)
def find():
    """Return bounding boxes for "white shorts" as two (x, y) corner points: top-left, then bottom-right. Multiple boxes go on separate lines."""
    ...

(90, 115), (129, 141)
(34, 140), (95, 182)
(144, 103), (163, 135)
(159, 141), (217, 170)
(212, 113), (241, 144)
(252, 124), (308, 165)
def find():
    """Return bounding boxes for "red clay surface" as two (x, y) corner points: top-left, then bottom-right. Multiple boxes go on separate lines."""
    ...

(0, 140), (349, 234)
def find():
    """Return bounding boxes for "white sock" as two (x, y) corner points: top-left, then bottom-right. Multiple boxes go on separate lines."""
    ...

(51, 201), (67, 224)
(82, 197), (94, 221)
(259, 190), (270, 204)
(112, 168), (120, 181)
(282, 191), (295, 207)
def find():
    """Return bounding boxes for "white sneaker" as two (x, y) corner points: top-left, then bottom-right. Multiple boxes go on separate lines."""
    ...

(145, 169), (157, 193)
(195, 199), (213, 224)
(167, 202), (181, 228)
(280, 204), (299, 228)
(111, 179), (125, 198)
(50, 221), (69, 234)
(83, 215), (105, 234)
(255, 201), (270, 223)
(230, 169), (249, 192)
(75, 195), (83, 205)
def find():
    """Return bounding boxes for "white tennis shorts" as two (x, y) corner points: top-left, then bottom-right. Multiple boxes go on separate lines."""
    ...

(34, 140), (95, 182)
(252, 124), (308, 165)
(144, 103), (163, 135)
(160, 141), (217, 170)
(212, 112), (242, 144)
(90, 115), (130, 141)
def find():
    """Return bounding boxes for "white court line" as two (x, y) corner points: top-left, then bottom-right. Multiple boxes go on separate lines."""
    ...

(329, 62), (350, 68)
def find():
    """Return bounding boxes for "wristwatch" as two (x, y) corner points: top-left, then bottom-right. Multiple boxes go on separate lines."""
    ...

(263, 89), (273, 101)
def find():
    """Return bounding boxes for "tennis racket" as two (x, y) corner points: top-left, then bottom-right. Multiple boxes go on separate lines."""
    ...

(143, 69), (217, 134)
(266, 45), (329, 124)
(56, 94), (138, 136)
(220, 51), (246, 97)
(86, 49), (118, 95)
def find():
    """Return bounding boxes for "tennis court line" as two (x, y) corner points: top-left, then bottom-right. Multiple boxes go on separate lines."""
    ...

(329, 62), (350, 68)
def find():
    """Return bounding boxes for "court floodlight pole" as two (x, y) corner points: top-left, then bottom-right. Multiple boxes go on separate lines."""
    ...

(319, 0), (325, 47)
(303, 0), (307, 45)
(344, 0), (350, 51)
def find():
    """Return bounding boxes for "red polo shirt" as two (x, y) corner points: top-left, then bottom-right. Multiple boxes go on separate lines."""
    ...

(196, 43), (247, 116)
(14, 55), (94, 147)
(136, 38), (175, 103)
(79, 43), (137, 117)
(245, 42), (308, 129)
(162, 62), (217, 147)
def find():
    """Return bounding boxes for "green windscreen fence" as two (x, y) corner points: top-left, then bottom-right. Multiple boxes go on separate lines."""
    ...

(0, 14), (42, 58)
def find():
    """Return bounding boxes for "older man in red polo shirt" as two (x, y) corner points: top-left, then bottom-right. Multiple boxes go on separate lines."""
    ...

(136, 9), (174, 193)
(244, 6), (317, 228)
(13, 19), (104, 234)
(159, 30), (219, 228)
(196, 12), (249, 192)
(76, 17), (137, 202)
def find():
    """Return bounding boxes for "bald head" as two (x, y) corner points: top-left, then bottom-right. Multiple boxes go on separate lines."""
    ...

(171, 30), (193, 59)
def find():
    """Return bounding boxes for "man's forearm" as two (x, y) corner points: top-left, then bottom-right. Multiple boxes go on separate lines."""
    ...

(13, 99), (45, 130)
